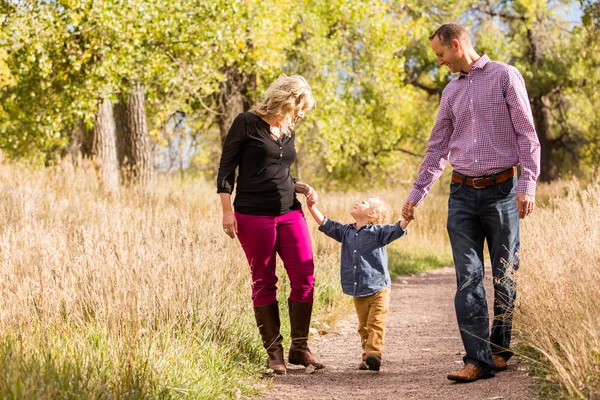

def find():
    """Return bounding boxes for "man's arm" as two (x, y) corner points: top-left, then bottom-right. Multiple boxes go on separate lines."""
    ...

(402, 89), (454, 221)
(503, 66), (541, 219)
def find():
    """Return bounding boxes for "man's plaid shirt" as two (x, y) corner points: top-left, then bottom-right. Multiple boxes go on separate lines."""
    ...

(409, 55), (541, 206)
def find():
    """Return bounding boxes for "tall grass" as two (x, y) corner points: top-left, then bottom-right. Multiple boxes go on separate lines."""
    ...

(516, 179), (600, 399)
(0, 160), (451, 398)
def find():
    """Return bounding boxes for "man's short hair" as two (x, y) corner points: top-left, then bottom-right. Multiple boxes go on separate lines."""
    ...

(429, 22), (471, 46)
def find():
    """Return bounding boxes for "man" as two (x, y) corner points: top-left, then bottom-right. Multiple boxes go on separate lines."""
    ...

(402, 22), (541, 382)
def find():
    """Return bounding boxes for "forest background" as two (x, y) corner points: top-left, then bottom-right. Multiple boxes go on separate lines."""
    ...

(0, 1), (599, 399)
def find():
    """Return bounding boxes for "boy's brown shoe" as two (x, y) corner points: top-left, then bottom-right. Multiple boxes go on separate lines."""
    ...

(358, 361), (369, 370)
(492, 355), (507, 371)
(447, 364), (493, 382)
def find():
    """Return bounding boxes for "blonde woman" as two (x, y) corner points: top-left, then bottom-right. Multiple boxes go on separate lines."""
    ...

(216, 74), (324, 374)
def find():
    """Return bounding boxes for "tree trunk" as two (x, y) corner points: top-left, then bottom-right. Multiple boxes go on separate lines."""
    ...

(66, 119), (92, 166)
(215, 65), (254, 147)
(113, 102), (128, 168)
(531, 97), (557, 182)
(92, 98), (120, 193)
(117, 83), (153, 186)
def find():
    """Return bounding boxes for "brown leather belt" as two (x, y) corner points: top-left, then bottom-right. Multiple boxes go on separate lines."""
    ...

(451, 166), (517, 189)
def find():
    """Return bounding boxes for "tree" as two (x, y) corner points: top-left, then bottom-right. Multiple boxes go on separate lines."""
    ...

(473, 0), (598, 181)
(118, 84), (153, 185)
(92, 98), (120, 192)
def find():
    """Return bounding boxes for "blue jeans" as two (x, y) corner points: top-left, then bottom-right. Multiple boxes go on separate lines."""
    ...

(447, 174), (520, 374)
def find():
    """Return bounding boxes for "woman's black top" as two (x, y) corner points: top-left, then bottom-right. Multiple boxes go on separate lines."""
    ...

(216, 112), (302, 216)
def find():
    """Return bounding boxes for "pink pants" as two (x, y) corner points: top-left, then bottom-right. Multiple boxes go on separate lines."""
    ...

(235, 210), (315, 307)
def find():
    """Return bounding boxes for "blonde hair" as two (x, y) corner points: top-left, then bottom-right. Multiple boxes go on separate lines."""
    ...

(251, 74), (315, 135)
(367, 197), (392, 225)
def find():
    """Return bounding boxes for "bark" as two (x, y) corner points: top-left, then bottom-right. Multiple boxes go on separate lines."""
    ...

(117, 83), (153, 186)
(113, 102), (128, 168)
(92, 98), (120, 193)
(526, 27), (557, 182)
(531, 97), (558, 182)
(215, 65), (254, 147)
(66, 120), (91, 166)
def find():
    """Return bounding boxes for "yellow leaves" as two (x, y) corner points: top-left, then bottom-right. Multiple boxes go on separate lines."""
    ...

(0, 50), (16, 89)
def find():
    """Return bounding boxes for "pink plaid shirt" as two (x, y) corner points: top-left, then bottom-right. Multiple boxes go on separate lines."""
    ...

(408, 55), (541, 206)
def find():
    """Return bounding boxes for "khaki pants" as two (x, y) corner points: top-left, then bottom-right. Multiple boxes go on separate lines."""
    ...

(353, 287), (391, 360)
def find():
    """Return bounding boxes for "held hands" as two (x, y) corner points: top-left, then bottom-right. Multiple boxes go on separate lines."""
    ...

(402, 200), (416, 222)
(401, 200), (416, 230)
(516, 193), (535, 219)
(295, 181), (319, 207)
(222, 211), (237, 239)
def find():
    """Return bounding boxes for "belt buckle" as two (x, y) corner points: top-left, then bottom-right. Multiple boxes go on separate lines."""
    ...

(472, 177), (486, 189)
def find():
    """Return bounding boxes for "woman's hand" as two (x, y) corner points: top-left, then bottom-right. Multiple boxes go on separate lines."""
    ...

(295, 181), (318, 206)
(222, 211), (237, 239)
(294, 181), (313, 195)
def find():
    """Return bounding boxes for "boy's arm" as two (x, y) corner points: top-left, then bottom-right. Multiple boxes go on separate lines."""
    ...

(378, 220), (411, 245)
(307, 203), (325, 226)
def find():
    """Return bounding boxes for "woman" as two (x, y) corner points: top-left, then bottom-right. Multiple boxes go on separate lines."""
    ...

(216, 74), (324, 374)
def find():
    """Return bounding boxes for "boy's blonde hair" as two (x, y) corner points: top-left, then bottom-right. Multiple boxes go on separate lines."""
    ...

(367, 197), (392, 225)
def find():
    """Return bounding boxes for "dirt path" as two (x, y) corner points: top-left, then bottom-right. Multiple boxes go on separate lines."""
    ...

(258, 267), (534, 400)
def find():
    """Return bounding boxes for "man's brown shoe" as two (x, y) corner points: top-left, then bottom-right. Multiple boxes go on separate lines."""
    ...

(492, 355), (507, 371)
(447, 364), (493, 382)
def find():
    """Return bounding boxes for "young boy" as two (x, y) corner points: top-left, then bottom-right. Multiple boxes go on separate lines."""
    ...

(307, 197), (411, 371)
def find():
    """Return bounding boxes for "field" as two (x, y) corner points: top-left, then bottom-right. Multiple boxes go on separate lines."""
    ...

(0, 160), (597, 399)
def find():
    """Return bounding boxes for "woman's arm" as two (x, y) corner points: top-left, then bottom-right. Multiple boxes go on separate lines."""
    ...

(220, 193), (237, 239)
(217, 114), (246, 239)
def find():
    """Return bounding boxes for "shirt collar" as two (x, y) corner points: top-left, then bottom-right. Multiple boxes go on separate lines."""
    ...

(458, 54), (490, 79)
(352, 223), (372, 231)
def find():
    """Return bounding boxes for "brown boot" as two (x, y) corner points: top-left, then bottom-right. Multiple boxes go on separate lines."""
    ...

(287, 299), (325, 369)
(447, 364), (494, 382)
(492, 355), (507, 371)
(254, 301), (286, 374)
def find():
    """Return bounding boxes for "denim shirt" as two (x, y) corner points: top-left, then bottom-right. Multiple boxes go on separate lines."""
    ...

(319, 217), (408, 297)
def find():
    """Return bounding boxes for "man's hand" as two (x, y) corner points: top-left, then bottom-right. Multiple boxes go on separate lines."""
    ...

(516, 193), (535, 219)
(402, 200), (416, 222)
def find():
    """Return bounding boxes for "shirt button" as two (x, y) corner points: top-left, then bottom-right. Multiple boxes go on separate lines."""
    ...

(470, 99), (473, 103)
(469, 79), (472, 83)
(354, 250), (357, 253)
(475, 159), (478, 163)
(279, 146), (282, 150)
(474, 139), (477, 143)
(472, 119), (475, 122)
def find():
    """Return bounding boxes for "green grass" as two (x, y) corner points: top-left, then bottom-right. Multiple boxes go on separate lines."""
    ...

(0, 321), (266, 399)
(388, 247), (453, 279)
(514, 344), (567, 400)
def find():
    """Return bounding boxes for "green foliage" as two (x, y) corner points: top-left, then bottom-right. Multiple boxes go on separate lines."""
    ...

(0, 0), (598, 181)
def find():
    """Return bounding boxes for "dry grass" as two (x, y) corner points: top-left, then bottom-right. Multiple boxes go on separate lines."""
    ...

(7, 158), (599, 398)
(0, 160), (269, 398)
(516, 179), (600, 399)
(0, 159), (451, 398)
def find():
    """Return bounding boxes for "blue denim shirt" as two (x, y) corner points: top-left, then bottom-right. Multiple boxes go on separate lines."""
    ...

(318, 217), (408, 297)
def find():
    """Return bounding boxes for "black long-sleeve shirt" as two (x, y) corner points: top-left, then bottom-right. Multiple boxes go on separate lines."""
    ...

(216, 112), (302, 216)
